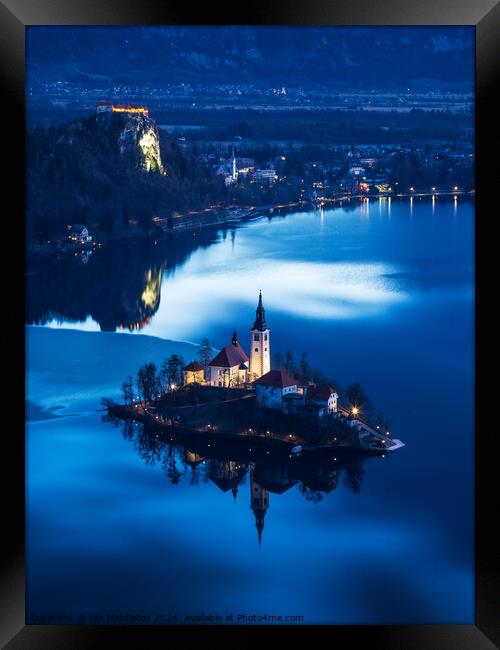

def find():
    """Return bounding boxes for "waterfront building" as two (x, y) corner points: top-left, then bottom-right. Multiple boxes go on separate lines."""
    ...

(306, 385), (339, 417)
(183, 360), (205, 385)
(249, 292), (271, 381)
(67, 224), (92, 244)
(254, 369), (297, 410)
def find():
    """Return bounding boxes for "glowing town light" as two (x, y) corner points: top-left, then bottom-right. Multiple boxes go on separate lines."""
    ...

(432, 187), (436, 191)
(410, 187), (414, 192)
(454, 186), (458, 191)
(352, 406), (359, 416)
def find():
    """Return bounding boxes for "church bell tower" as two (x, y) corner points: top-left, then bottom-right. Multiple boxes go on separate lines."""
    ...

(250, 467), (269, 545)
(249, 291), (270, 381)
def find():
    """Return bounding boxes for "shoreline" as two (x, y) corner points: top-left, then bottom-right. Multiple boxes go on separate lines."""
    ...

(108, 401), (384, 458)
(27, 190), (474, 259)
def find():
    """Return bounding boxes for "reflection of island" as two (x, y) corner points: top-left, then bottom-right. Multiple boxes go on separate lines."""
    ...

(26, 227), (228, 331)
(119, 419), (370, 545)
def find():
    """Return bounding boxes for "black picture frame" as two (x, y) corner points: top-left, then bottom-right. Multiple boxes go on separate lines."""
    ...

(3, 0), (498, 647)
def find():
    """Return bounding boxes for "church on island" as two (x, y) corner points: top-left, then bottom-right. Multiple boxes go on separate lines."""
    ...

(207, 291), (270, 387)
(183, 291), (338, 418)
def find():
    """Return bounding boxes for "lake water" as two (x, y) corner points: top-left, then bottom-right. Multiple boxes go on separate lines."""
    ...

(26, 197), (474, 624)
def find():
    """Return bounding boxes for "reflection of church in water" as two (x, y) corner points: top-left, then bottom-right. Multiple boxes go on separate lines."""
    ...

(199, 455), (339, 544)
(207, 458), (273, 544)
(129, 425), (364, 546)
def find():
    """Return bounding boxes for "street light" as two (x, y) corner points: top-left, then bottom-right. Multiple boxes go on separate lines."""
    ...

(352, 406), (359, 416)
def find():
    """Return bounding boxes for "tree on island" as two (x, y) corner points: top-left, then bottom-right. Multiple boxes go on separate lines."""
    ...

(297, 352), (312, 386)
(121, 375), (134, 404)
(159, 354), (185, 390)
(198, 337), (213, 372)
(273, 351), (283, 370)
(136, 362), (160, 404)
(274, 349), (339, 392)
(283, 350), (295, 375)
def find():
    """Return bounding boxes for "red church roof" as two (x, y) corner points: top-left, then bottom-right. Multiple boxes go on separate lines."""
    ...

(184, 361), (204, 372)
(209, 342), (248, 368)
(254, 369), (297, 388)
(307, 385), (337, 401)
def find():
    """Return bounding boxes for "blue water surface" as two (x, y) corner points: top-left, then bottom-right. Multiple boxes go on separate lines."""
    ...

(26, 197), (474, 624)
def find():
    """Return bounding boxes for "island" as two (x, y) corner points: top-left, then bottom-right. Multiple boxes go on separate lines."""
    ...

(105, 291), (405, 457)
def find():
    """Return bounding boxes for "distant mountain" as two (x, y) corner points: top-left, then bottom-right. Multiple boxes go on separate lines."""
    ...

(27, 26), (474, 90)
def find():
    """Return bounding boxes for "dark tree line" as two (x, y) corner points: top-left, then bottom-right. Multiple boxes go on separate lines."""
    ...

(27, 114), (227, 241)
(122, 354), (185, 405)
(273, 349), (340, 392)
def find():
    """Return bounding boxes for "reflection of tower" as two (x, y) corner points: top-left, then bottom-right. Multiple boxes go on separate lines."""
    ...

(231, 147), (237, 181)
(250, 467), (269, 545)
(249, 291), (271, 381)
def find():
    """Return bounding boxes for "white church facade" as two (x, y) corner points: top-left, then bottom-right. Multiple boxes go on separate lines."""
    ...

(207, 292), (271, 387)
(182, 291), (338, 418)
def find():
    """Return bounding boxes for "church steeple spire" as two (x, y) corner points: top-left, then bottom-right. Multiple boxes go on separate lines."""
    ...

(249, 291), (270, 381)
(252, 291), (267, 331)
(231, 146), (237, 180)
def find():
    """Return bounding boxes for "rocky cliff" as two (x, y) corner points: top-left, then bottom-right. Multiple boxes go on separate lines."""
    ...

(93, 111), (166, 174)
(116, 114), (166, 175)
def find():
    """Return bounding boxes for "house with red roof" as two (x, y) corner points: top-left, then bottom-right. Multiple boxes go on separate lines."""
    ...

(183, 360), (205, 385)
(305, 384), (339, 417)
(208, 331), (249, 387)
(254, 369), (298, 410)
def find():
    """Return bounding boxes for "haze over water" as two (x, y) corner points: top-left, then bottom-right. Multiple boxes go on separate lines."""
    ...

(27, 197), (474, 624)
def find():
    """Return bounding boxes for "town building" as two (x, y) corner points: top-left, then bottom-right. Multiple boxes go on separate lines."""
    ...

(183, 361), (205, 385)
(208, 331), (249, 387)
(254, 369), (297, 410)
(254, 168), (278, 183)
(249, 291), (271, 381)
(67, 224), (92, 245)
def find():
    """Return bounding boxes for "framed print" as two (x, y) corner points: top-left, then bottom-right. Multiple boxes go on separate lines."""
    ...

(2, 0), (499, 647)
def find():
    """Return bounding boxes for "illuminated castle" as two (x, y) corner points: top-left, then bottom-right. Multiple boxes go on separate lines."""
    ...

(96, 100), (149, 117)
